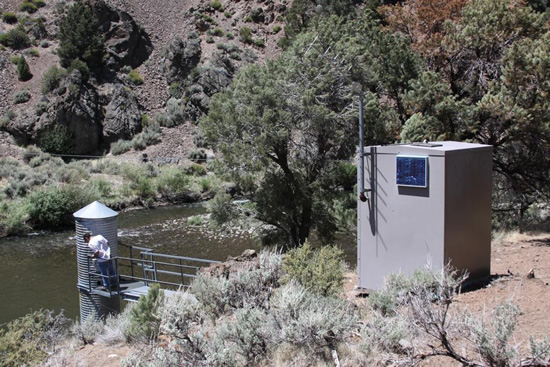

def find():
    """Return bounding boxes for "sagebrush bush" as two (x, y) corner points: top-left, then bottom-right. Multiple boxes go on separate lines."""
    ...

(157, 290), (203, 339)
(132, 129), (160, 150)
(191, 250), (282, 317)
(70, 316), (104, 346)
(281, 242), (345, 297)
(41, 65), (66, 94)
(0, 309), (70, 367)
(13, 89), (31, 104)
(269, 281), (358, 350)
(111, 139), (132, 155)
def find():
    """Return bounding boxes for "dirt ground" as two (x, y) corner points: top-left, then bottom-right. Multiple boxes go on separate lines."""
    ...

(55, 232), (550, 366)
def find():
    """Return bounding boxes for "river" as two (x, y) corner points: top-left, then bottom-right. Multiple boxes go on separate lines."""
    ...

(0, 204), (356, 326)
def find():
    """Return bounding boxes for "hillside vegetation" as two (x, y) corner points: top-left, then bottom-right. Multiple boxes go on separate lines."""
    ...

(1, 0), (548, 242)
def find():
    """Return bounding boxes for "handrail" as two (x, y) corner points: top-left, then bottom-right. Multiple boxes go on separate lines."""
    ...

(85, 244), (219, 297)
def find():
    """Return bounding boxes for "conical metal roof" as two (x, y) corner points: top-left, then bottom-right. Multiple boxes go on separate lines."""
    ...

(73, 201), (118, 219)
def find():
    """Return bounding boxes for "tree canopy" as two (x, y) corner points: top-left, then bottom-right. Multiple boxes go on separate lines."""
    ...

(202, 0), (550, 246)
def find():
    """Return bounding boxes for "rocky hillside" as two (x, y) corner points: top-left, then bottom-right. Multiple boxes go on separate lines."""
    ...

(0, 0), (288, 160)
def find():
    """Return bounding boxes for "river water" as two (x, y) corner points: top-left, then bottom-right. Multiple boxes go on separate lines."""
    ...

(0, 204), (356, 326)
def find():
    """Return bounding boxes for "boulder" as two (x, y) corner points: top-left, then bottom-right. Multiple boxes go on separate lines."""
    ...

(93, 0), (153, 70)
(102, 84), (142, 144)
(162, 37), (201, 85)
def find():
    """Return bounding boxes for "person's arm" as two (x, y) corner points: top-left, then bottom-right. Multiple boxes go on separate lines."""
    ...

(90, 251), (100, 258)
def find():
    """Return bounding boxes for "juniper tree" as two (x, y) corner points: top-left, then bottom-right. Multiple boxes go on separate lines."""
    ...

(57, 2), (105, 70)
(17, 55), (32, 81)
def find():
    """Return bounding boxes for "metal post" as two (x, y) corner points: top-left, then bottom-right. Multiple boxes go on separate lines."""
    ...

(358, 92), (367, 202)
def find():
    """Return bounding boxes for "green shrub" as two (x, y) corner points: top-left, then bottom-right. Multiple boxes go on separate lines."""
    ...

(41, 65), (66, 94)
(185, 163), (207, 176)
(131, 126), (160, 150)
(58, 2), (105, 69)
(127, 284), (163, 341)
(206, 35), (214, 44)
(19, 1), (38, 13)
(254, 38), (265, 48)
(17, 55), (32, 81)
(212, 28), (224, 37)
(27, 48), (39, 57)
(210, 0), (223, 11)
(40, 40), (49, 47)
(281, 242), (345, 297)
(201, 14), (217, 25)
(187, 215), (204, 226)
(239, 27), (253, 44)
(168, 82), (181, 98)
(272, 25), (282, 34)
(208, 190), (235, 225)
(2, 11), (17, 24)
(10, 55), (21, 64)
(68, 58), (90, 82)
(0, 309), (70, 367)
(224, 11), (232, 18)
(157, 167), (190, 197)
(32, 0), (46, 7)
(39, 124), (73, 154)
(198, 177), (211, 193)
(127, 69), (144, 85)
(13, 89), (31, 104)
(226, 31), (234, 39)
(3, 26), (31, 49)
(188, 148), (207, 163)
(25, 185), (98, 228)
(35, 101), (48, 115)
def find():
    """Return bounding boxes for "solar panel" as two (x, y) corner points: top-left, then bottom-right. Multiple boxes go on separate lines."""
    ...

(396, 156), (428, 188)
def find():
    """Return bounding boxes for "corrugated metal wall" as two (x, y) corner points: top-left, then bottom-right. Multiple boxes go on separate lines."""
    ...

(75, 207), (120, 321)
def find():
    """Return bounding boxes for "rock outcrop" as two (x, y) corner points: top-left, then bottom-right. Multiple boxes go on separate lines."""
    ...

(93, 0), (153, 70)
(102, 84), (142, 144)
(162, 37), (201, 85)
(4, 70), (104, 154)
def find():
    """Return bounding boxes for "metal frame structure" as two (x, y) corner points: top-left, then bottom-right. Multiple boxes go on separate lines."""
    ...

(84, 244), (220, 300)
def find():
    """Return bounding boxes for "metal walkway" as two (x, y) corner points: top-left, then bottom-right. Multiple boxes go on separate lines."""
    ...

(83, 245), (219, 302)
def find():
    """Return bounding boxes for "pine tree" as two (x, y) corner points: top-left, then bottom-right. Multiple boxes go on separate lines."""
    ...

(17, 55), (32, 81)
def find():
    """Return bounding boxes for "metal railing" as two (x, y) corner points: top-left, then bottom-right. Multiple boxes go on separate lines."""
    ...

(85, 244), (220, 297)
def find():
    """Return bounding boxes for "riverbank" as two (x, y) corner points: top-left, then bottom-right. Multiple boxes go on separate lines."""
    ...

(0, 149), (225, 237)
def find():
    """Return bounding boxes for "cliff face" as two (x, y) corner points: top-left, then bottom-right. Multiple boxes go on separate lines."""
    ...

(0, 0), (287, 158)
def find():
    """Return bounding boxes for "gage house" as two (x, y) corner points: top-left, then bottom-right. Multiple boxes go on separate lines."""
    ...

(357, 141), (493, 291)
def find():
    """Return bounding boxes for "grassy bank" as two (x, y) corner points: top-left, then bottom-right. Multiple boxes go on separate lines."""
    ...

(0, 147), (223, 237)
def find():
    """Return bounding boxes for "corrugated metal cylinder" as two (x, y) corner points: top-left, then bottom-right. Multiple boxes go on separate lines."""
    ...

(74, 201), (120, 321)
